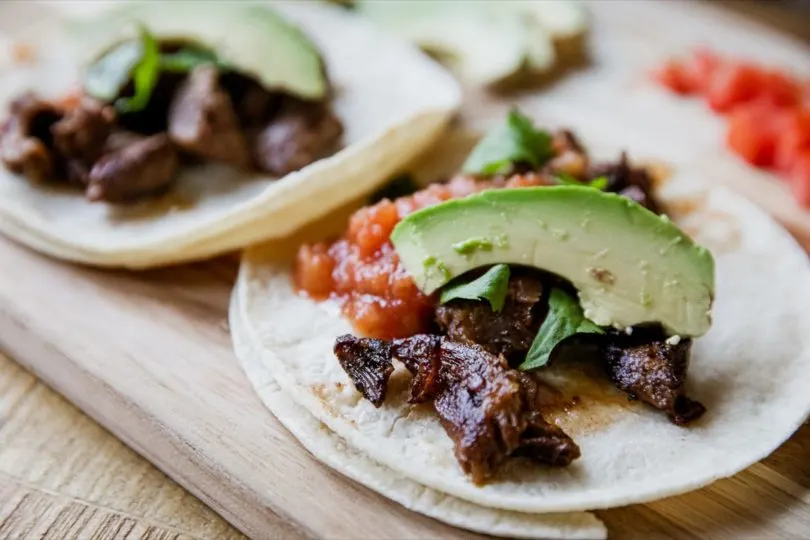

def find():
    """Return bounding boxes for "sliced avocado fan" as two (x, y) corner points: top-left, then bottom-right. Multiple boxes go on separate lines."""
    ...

(390, 187), (715, 337)
(68, 2), (327, 99)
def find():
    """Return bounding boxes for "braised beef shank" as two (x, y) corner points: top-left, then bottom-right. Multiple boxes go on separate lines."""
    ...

(604, 333), (705, 425)
(334, 334), (580, 484)
(435, 272), (546, 362)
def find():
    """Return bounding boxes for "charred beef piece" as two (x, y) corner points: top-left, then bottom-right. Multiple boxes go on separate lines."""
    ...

(604, 334), (705, 425)
(87, 133), (178, 202)
(435, 271), (546, 362)
(334, 334), (580, 484)
(51, 98), (116, 164)
(512, 371), (583, 466)
(590, 152), (662, 214)
(252, 99), (342, 176)
(0, 93), (63, 184)
(168, 65), (251, 168)
(334, 335), (393, 407)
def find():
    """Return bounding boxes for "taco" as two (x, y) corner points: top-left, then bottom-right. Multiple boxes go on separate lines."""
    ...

(0, 2), (459, 267)
(232, 112), (810, 532)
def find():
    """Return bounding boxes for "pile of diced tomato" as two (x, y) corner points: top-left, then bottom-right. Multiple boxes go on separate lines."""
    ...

(655, 49), (810, 207)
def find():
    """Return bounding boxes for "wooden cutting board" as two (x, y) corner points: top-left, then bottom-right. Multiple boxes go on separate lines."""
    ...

(1, 2), (810, 539)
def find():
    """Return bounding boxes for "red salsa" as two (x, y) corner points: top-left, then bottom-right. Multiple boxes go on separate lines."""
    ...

(294, 174), (549, 339)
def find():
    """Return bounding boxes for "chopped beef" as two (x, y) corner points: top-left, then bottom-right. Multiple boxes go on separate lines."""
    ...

(87, 133), (178, 202)
(334, 334), (394, 407)
(604, 333), (705, 425)
(118, 72), (184, 135)
(435, 271), (546, 362)
(590, 152), (662, 214)
(512, 372), (582, 466)
(546, 129), (589, 179)
(168, 65), (251, 168)
(252, 99), (342, 175)
(0, 93), (63, 184)
(51, 97), (116, 164)
(220, 72), (282, 129)
(334, 334), (579, 484)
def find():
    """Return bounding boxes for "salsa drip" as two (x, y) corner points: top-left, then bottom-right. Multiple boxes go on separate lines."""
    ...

(294, 174), (550, 339)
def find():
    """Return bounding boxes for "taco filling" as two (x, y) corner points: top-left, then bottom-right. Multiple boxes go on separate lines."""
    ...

(0, 5), (342, 203)
(295, 110), (715, 485)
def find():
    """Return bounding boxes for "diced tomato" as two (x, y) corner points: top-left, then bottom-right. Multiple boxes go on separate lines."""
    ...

(775, 108), (810, 172)
(758, 70), (801, 108)
(726, 102), (782, 167)
(707, 63), (763, 113)
(654, 60), (699, 95)
(788, 150), (810, 207)
(690, 48), (722, 93)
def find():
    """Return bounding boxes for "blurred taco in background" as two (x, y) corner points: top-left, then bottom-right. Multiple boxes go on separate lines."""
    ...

(0, 1), (460, 267)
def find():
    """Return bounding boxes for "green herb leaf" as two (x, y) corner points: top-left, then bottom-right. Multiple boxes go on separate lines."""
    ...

(84, 40), (144, 102)
(160, 47), (225, 73)
(519, 288), (604, 371)
(370, 174), (420, 203)
(588, 175), (609, 190)
(439, 264), (510, 312)
(114, 26), (161, 114)
(554, 173), (608, 191)
(462, 108), (553, 176)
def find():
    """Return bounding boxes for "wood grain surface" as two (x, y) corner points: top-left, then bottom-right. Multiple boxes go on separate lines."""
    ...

(1, 1), (809, 540)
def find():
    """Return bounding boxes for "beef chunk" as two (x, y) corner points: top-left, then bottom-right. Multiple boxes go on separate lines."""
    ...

(167, 65), (250, 168)
(604, 335), (705, 425)
(87, 133), (178, 202)
(119, 72), (184, 135)
(393, 335), (579, 484)
(252, 100), (342, 175)
(334, 334), (579, 484)
(334, 334), (393, 407)
(590, 152), (662, 214)
(51, 97), (116, 164)
(0, 93), (63, 184)
(220, 72), (282, 129)
(512, 372), (582, 466)
(435, 271), (546, 362)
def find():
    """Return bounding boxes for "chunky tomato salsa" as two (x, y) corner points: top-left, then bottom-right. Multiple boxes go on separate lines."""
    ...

(294, 174), (550, 339)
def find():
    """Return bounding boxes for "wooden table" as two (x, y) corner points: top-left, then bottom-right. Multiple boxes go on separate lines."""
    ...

(1, 2), (808, 539)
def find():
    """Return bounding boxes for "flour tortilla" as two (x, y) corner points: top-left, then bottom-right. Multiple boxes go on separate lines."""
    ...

(0, 2), (460, 268)
(230, 296), (607, 540)
(234, 130), (810, 513)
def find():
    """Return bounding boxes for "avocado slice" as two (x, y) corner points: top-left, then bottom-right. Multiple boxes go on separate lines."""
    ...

(355, 1), (557, 85)
(390, 187), (715, 337)
(68, 3), (327, 99)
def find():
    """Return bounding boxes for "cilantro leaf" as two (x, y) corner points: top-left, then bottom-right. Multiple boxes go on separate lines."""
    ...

(84, 40), (144, 102)
(519, 288), (604, 371)
(160, 47), (225, 73)
(114, 27), (161, 114)
(554, 173), (608, 190)
(439, 264), (510, 312)
(462, 109), (554, 176)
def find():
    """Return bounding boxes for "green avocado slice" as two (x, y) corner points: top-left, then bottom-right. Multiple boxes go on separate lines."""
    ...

(390, 186), (715, 337)
(69, 3), (327, 99)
